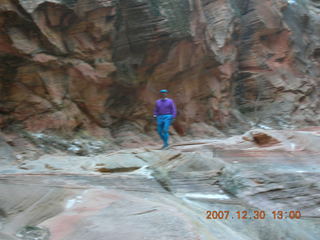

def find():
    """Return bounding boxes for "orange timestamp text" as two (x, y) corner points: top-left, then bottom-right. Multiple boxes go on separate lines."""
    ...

(206, 210), (302, 220)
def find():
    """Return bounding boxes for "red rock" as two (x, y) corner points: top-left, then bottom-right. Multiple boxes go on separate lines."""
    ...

(1, 127), (320, 239)
(0, 0), (320, 140)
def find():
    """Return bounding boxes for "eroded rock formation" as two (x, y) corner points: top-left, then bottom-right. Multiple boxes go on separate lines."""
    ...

(0, 128), (320, 239)
(1, 0), (320, 141)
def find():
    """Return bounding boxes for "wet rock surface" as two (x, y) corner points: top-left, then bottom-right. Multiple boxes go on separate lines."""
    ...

(16, 226), (50, 240)
(0, 128), (319, 239)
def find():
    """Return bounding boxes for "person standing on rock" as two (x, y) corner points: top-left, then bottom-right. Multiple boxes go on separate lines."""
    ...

(153, 89), (177, 149)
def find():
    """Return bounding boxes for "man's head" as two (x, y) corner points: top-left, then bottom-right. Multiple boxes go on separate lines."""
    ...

(160, 89), (168, 99)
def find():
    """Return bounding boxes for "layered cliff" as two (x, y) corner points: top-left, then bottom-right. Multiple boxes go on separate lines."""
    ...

(1, 0), (320, 141)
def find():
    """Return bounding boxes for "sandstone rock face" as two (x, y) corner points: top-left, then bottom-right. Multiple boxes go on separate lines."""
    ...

(1, 0), (320, 138)
(0, 128), (320, 239)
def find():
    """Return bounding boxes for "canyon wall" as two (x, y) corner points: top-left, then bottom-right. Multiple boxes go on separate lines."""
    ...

(1, 0), (320, 140)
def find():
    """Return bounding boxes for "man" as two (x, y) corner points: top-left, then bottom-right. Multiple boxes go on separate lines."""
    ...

(153, 89), (177, 149)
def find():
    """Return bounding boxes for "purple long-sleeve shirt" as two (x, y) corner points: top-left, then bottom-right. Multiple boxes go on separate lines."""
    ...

(154, 98), (177, 118)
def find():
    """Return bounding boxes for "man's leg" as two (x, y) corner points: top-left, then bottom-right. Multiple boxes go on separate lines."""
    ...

(157, 116), (166, 144)
(162, 115), (173, 147)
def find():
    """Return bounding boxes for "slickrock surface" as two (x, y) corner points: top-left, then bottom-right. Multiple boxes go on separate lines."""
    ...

(1, 0), (320, 239)
(1, 0), (320, 139)
(0, 128), (319, 239)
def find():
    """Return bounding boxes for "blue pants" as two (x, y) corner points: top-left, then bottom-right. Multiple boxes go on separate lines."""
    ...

(156, 115), (173, 146)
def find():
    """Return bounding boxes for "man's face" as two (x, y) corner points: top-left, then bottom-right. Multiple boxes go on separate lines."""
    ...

(160, 92), (167, 98)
